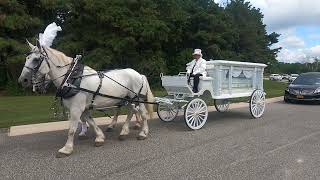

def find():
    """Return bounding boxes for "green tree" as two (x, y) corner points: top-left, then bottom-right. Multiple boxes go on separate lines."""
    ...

(225, 0), (280, 64)
(0, 0), (66, 89)
(1, 0), (281, 90)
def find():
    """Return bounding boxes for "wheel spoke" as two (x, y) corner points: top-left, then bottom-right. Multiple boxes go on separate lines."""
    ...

(188, 116), (195, 123)
(198, 106), (206, 112)
(253, 107), (258, 116)
(195, 116), (200, 127)
(166, 111), (171, 119)
(192, 118), (196, 127)
(198, 110), (207, 114)
(169, 111), (175, 118)
(195, 101), (200, 111)
(198, 113), (206, 117)
(187, 113), (195, 118)
(253, 106), (258, 115)
(194, 117), (198, 127)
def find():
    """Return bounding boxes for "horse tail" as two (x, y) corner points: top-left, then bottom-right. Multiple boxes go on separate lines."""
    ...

(143, 76), (155, 119)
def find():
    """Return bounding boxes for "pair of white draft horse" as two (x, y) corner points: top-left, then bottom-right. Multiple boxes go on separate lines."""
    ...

(18, 41), (155, 157)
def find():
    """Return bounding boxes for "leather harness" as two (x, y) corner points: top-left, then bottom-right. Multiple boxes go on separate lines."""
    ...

(54, 56), (155, 108)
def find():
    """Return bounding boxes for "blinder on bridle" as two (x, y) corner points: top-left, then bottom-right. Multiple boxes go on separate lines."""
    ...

(25, 48), (50, 72)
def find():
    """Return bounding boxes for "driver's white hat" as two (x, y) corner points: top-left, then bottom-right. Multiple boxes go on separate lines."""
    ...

(192, 49), (202, 56)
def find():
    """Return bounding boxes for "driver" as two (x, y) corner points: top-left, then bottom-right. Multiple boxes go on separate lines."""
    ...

(186, 49), (207, 93)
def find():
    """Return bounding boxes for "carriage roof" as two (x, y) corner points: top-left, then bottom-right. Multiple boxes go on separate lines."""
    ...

(206, 60), (267, 68)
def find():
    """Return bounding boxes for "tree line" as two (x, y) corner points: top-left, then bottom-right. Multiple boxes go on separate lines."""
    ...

(269, 59), (320, 75)
(0, 0), (280, 92)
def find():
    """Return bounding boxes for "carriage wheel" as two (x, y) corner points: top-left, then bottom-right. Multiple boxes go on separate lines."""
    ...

(157, 102), (179, 122)
(250, 90), (266, 118)
(214, 99), (229, 112)
(184, 98), (208, 130)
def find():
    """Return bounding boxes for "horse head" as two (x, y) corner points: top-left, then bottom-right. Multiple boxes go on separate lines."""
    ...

(18, 39), (48, 90)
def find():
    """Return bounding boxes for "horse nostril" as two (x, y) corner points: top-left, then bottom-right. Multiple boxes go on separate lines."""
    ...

(23, 79), (28, 82)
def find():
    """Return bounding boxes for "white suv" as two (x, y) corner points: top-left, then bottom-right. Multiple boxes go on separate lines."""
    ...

(269, 74), (282, 81)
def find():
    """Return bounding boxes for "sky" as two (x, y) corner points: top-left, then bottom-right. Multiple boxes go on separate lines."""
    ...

(214, 0), (320, 63)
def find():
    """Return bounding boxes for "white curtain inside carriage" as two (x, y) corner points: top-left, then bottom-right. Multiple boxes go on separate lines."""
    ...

(221, 69), (254, 79)
(243, 70), (254, 78)
(219, 68), (254, 90)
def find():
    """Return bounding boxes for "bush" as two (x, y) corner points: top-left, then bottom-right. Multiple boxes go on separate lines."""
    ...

(5, 81), (29, 96)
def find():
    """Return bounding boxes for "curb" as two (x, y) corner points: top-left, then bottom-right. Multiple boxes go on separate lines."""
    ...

(0, 128), (8, 134)
(8, 96), (283, 136)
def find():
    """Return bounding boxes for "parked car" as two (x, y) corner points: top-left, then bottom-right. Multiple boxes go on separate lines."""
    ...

(269, 74), (282, 81)
(289, 74), (299, 82)
(282, 74), (290, 80)
(284, 72), (320, 103)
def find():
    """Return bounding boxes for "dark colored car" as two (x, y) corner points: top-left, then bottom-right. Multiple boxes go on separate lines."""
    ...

(284, 72), (320, 102)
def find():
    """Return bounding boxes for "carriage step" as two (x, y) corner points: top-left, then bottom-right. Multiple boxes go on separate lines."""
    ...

(155, 97), (173, 105)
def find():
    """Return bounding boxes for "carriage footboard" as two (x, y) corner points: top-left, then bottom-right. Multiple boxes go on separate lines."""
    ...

(155, 97), (188, 105)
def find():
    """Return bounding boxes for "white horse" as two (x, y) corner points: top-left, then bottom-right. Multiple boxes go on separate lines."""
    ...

(18, 41), (154, 157)
(28, 65), (143, 137)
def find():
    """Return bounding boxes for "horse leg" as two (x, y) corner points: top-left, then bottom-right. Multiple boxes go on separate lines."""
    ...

(132, 105), (142, 130)
(106, 107), (120, 132)
(137, 104), (149, 140)
(56, 107), (83, 158)
(82, 110), (105, 147)
(118, 105), (134, 141)
(132, 113), (142, 130)
(78, 118), (89, 140)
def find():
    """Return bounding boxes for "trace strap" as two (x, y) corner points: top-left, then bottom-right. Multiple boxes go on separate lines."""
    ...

(78, 87), (158, 105)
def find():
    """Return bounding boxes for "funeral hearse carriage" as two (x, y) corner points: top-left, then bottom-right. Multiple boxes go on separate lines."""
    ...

(155, 60), (267, 130)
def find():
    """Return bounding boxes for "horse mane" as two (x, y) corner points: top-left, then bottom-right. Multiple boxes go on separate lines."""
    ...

(44, 47), (73, 66)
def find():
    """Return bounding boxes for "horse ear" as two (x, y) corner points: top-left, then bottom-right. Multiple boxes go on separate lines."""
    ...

(26, 39), (36, 50)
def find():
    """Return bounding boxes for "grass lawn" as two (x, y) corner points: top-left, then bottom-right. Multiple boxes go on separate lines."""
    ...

(0, 80), (287, 128)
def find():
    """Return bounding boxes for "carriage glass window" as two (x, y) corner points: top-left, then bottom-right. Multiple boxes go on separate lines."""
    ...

(232, 68), (253, 90)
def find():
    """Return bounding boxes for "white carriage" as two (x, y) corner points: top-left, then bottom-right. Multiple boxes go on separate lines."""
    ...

(155, 60), (267, 130)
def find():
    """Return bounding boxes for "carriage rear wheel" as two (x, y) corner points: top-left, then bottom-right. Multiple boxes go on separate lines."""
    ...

(214, 99), (229, 112)
(250, 90), (266, 118)
(184, 98), (208, 130)
(157, 102), (179, 122)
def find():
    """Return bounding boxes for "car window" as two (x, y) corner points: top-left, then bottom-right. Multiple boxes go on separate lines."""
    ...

(292, 74), (320, 85)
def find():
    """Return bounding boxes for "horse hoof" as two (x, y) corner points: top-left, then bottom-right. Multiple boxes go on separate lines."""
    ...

(78, 135), (88, 140)
(106, 127), (113, 132)
(94, 141), (104, 147)
(137, 136), (147, 140)
(56, 152), (71, 158)
(118, 135), (127, 141)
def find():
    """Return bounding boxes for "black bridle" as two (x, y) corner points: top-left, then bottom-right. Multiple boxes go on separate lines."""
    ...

(24, 47), (72, 87)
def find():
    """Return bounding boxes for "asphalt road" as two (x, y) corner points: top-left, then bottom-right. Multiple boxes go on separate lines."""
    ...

(0, 101), (320, 180)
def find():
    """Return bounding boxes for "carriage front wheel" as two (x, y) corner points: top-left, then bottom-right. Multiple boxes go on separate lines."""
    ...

(214, 99), (229, 112)
(184, 98), (208, 130)
(250, 90), (266, 118)
(157, 102), (179, 122)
